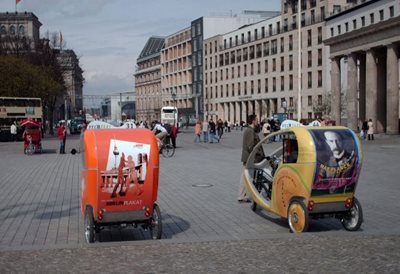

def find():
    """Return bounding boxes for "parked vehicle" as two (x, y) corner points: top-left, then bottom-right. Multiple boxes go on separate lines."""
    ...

(69, 117), (86, 134)
(245, 126), (363, 233)
(81, 128), (162, 243)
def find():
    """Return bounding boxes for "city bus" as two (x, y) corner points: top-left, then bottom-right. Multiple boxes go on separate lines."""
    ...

(0, 97), (43, 141)
(160, 106), (178, 126)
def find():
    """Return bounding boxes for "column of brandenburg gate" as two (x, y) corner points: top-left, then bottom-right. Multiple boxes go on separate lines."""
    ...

(325, 16), (400, 134)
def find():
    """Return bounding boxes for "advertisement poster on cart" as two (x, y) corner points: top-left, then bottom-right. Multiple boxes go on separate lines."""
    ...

(309, 129), (361, 196)
(99, 139), (151, 208)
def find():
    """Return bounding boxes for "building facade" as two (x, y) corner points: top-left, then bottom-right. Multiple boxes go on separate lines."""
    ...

(160, 28), (193, 117)
(56, 49), (84, 117)
(325, 0), (400, 134)
(204, 0), (349, 124)
(135, 36), (165, 123)
(0, 11), (41, 52)
(192, 12), (279, 119)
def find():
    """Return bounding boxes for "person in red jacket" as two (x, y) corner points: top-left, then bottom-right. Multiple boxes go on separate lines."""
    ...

(57, 122), (66, 154)
(170, 124), (178, 148)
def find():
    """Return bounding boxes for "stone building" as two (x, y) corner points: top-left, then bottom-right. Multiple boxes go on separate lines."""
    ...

(161, 27), (193, 116)
(0, 11), (41, 52)
(324, 0), (400, 134)
(203, 0), (350, 123)
(56, 49), (84, 117)
(135, 36), (165, 123)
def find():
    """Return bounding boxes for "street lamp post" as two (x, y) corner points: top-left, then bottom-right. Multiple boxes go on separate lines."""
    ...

(171, 93), (177, 127)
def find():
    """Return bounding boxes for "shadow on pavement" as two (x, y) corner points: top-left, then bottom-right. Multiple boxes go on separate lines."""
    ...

(94, 213), (190, 243)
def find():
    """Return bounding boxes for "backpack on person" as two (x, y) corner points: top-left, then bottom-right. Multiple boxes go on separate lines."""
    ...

(163, 123), (172, 136)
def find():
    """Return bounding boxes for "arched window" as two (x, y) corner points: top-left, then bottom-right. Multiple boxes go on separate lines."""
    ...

(18, 25), (25, 35)
(0, 25), (6, 35)
(9, 25), (16, 35)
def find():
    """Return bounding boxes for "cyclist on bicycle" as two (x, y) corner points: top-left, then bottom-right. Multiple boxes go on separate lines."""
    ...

(151, 121), (168, 150)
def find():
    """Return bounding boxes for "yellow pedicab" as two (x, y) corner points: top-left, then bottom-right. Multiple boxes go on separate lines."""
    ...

(244, 126), (363, 233)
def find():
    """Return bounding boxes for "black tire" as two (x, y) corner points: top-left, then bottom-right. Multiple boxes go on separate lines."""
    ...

(162, 144), (175, 158)
(288, 199), (309, 233)
(26, 143), (35, 155)
(84, 206), (96, 243)
(341, 197), (363, 231)
(251, 201), (257, 212)
(150, 204), (162, 240)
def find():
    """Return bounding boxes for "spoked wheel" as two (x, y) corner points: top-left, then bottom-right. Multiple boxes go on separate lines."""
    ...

(161, 144), (175, 158)
(26, 143), (35, 155)
(341, 198), (363, 231)
(84, 206), (96, 243)
(149, 204), (162, 240)
(288, 199), (309, 233)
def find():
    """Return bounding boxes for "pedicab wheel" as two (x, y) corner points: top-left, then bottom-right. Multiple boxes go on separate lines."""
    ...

(84, 206), (96, 243)
(162, 144), (175, 158)
(288, 199), (309, 233)
(26, 143), (35, 155)
(251, 201), (257, 212)
(149, 204), (162, 240)
(341, 197), (363, 231)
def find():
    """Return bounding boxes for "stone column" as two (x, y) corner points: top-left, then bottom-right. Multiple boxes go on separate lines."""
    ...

(366, 49), (378, 130)
(255, 100), (261, 121)
(242, 101), (247, 123)
(261, 99), (267, 120)
(359, 54), (366, 123)
(235, 101), (241, 124)
(248, 101), (254, 116)
(347, 54), (358, 131)
(331, 57), (341, 125)
(387, 44), (399, 134)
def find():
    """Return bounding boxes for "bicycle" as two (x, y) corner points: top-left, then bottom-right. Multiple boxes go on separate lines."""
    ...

(160, 142), (175, 158)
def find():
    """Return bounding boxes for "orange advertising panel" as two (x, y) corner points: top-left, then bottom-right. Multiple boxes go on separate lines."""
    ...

(81, 128), (159, 222)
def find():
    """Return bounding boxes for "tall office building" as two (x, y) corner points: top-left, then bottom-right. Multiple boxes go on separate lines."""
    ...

(161, 27), (193, 118)
(191, 12), (279, 119)
(135, 36), (165, 123)
(203, 0), (349, 123)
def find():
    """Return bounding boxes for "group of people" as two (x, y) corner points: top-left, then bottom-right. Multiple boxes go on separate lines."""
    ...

(360, 119), (374, 141)
(194, 118), (227, 143)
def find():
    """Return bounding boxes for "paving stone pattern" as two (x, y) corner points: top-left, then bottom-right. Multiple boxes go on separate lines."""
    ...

(0, 129), (399, 272)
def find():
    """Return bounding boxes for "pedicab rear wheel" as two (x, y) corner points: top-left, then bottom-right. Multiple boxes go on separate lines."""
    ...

(149, 204), (162, 240)
(162, 144), (175, 158)
(288, 199), (309, 233)
(26, 143), (35, 155)
(84, 206), (96, 243)
(341, 197), (363, 231)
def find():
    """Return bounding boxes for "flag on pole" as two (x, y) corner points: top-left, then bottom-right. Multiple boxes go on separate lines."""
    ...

(16, 0), (22, 12)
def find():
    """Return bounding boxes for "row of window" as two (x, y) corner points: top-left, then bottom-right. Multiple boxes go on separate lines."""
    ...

(205, 71), (323, 99)
(330, 6), (395, 37)
(205, 94), (323, 115)
(0, 24), (25, 36)
(206, 27), (322, 68)
(205, 50), (323, 83)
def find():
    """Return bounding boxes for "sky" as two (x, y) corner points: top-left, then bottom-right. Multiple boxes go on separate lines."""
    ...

(1, 0), (281, 97)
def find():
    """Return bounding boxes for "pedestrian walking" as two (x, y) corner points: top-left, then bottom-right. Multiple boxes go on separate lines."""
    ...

(10, 121), (17, 141)
(367, 119), (374, 141)
(208, 119), (220, 143)
(238, 114), (264, 203)
(57, 122), (66, 154)
(194, 120), (202, 143)
(217, 118), (224, 139)
(170, 124), (178, 148)
(202, 119), (209, 142)
(262, 120), (271, 138)
(361, 120), (368, 140)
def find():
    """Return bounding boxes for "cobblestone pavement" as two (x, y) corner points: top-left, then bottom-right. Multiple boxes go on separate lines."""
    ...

(0, 235), (399, 273)
(0, 128), (399, 272)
